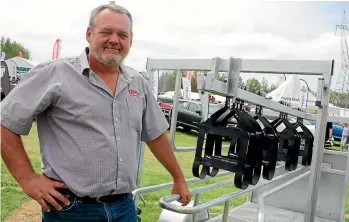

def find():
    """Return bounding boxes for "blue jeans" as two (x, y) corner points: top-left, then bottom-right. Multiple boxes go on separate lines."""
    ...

(42, 189), (138, 222)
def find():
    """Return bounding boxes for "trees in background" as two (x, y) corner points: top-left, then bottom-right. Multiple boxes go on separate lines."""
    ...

(0, 37), (31, 60)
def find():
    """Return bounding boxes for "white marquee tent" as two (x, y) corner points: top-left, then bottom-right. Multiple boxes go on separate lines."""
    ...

(266, 75), (340, 115)
(5, 56), (36, 77)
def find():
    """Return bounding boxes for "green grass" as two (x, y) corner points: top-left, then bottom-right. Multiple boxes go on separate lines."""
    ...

(1, 125), (42, 221)
(1, 125), (349, 221)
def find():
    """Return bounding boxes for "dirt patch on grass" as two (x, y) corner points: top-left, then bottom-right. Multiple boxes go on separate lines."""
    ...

(4, 200), (41, 222)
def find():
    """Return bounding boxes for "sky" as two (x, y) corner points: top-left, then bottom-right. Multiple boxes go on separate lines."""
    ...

(1, 0), (349, 92)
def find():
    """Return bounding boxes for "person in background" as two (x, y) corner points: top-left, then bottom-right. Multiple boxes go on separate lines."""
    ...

(324, 122), (333, 148)
(341, 123), (349, 151)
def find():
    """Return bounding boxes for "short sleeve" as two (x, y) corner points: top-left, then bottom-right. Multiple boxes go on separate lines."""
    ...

(1, 63), (61, 135)
(140, 80), (169, 142)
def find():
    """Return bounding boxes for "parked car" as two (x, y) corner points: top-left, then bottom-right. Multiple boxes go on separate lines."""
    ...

(168, 100), (224, 132)
(159, 99), (224, 132)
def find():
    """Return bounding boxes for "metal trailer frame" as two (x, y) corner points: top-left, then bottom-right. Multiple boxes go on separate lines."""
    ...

(133, 56), (349, 222)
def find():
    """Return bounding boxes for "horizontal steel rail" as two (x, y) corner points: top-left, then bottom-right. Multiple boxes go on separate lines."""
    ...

(159, 165), (308, 214)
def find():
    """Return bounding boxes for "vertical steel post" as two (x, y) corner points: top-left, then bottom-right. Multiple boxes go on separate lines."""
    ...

(305, 60), (333, 221)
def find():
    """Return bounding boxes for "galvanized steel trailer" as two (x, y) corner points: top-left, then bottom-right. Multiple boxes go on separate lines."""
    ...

(133, 57), (349, 222)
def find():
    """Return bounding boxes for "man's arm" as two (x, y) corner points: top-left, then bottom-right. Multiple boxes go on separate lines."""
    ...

(146, 133), (192, 206)
(1, 126), (70, 212)
(0, 63), (69, 212)
(139, 75), (192, 206)
(1, 126), (36, 183)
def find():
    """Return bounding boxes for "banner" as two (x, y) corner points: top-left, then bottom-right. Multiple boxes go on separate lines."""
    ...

(182, 77), (191, 100)
(299, 81), (308, 109)
(1, 61), (10, 96)
(185, 71), (191, 80)
(52, 39), (62, 60)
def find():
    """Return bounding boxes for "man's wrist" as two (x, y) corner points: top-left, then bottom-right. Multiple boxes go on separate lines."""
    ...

(173, 175), (186, 183)
(17, 171), (36, 184)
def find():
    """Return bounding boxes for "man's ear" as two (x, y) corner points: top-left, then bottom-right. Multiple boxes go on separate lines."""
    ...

(86, 27), (92, 43)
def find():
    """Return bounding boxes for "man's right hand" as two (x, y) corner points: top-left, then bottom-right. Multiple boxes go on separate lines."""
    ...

(19, 173), (70, 212)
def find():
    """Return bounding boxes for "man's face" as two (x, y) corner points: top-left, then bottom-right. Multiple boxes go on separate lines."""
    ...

(86, 9), (132, 67)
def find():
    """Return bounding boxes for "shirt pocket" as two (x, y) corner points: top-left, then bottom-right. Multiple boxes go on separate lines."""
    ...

(126, 94), (144, 131)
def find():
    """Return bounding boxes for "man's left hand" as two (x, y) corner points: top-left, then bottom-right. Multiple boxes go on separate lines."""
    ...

(171, 181), (192, 206)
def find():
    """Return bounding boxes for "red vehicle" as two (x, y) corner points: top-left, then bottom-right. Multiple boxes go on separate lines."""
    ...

(158, 99), (172, 110)
(157, 99), (172, 127)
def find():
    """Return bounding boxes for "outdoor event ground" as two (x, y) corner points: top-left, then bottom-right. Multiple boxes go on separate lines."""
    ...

(1, 123), (349, 222)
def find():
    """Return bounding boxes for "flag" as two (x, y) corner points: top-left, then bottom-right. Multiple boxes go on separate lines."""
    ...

(185, 71), (191, 80)
(52, 39), (62, 60)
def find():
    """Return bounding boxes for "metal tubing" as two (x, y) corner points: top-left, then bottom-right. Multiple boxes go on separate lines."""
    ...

(222, 201), (230, 222)
(192, 194), (201, 222)
(168, 66), (230, 152)
(339, 147), (349, 222)
(132, 171), (233, 200)
(226, 57), (241, 102)
(146, 58), (332, 75)
(159, 165), (308, 215)
(169, 69), (196, 152)
(257, 171), (311, 222)
(305, 78), (331, 222)
(201, 70), (317, 120)
(134, 142), (145, 205)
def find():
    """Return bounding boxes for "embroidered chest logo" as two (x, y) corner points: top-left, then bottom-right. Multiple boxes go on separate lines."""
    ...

(129, 90), (139, 97)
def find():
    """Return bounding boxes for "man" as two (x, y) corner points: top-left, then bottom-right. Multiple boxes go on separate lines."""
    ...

(324, 121), (333, 148)
(1, 3), (191, 222)
(340, 123), (349, 151)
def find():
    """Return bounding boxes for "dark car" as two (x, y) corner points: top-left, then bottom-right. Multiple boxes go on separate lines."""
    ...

(167, 100), (225, 132)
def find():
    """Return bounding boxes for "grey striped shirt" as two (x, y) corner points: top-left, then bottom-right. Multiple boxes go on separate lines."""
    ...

(1, 47), (169, 198)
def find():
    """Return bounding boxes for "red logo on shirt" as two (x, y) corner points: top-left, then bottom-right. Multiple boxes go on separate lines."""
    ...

(129, 90), (138, 96)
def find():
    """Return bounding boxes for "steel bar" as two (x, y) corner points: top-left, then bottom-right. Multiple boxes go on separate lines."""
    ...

(159, 166), (307, 215)
(132, 171), (233, 200)
(146, 58), (332, 75)
(305, 77), (332, 222)
(192, 194), (201, 222)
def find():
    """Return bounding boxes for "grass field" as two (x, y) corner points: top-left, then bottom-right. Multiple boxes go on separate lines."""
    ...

(1, 124), (349, 221)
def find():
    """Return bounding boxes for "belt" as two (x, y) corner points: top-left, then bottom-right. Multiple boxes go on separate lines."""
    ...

(61, 189), (131, 203)
(78, 193), (131, 203)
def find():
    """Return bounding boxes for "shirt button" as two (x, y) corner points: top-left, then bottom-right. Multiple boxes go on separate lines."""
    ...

(120, 158), (123, 162)
(115, 118), (118, 122)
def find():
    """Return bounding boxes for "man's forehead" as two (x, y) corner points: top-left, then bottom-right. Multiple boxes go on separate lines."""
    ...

(95, 10), (130, 25)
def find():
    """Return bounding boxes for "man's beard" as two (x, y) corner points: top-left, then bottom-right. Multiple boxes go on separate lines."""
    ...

(89, 44), (125, 67)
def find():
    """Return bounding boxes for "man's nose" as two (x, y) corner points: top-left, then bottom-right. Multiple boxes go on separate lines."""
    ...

(109, 33), (120, 44)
